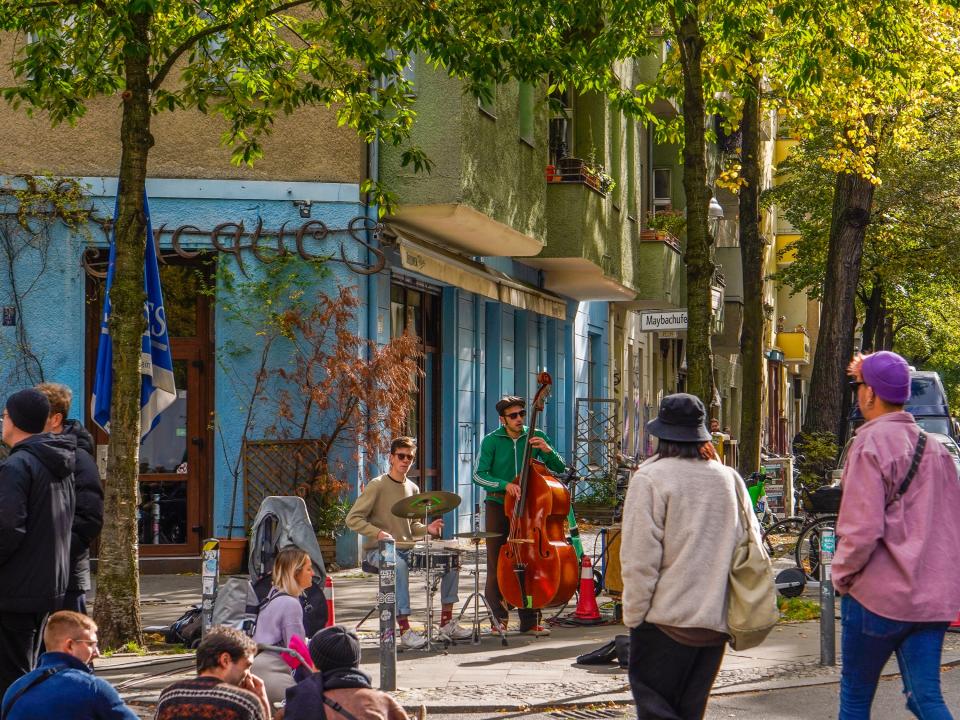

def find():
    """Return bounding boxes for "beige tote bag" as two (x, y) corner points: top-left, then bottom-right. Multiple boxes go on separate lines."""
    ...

(726, 478), (779, 651)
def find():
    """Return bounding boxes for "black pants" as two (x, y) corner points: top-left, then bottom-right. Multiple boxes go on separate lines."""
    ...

(61, 590), (88, 615)
(628, 623), (725, 720)
(484, 501), (539, 630)
(0, 612), (47, 698)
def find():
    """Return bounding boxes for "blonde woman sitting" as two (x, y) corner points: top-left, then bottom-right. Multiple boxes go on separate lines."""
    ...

(252, 545), (315, 708)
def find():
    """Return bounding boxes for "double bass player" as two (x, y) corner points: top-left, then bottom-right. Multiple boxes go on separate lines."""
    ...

(473, 395), (567, 636)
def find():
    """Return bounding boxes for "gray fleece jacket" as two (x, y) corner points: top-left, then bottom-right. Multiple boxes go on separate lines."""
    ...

(620, 456), (758, 633)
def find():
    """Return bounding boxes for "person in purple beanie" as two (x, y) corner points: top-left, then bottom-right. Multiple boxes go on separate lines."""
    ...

(834, 351), (960, 719)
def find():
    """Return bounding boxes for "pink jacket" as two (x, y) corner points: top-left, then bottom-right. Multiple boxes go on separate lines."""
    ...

(833, 412), (960, 621)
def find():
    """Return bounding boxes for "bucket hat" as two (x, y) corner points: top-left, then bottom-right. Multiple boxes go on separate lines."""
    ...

(646, 393), (711, 443)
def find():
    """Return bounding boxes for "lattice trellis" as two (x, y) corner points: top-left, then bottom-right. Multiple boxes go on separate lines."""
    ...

(572, 397), (619, 503)
(243, 439), (326, 529)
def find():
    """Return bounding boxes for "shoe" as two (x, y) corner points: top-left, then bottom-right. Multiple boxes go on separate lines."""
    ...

(518, 624), (550, 637)
(400, 628), (428, 650)
(491, 619), (508, 634)
(438, 620), (472, 641)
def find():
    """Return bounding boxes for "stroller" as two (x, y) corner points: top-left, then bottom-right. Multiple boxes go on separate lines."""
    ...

(212, 496), (329, 636)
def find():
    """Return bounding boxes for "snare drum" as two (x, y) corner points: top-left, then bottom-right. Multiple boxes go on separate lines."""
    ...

(408, 548), (461, 573)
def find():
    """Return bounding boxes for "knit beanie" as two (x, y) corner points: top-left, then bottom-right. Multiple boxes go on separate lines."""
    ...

(309, 625), (361, 671)
(861, 351), (911, 405)
(5, 389), (50, 434)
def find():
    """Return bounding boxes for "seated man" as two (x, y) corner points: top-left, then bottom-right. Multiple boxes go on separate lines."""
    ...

(155, 626), (271, 720)
(282, 624), (408, 720)
(1, 611), (138, 720)
(345, 436), (470, 649)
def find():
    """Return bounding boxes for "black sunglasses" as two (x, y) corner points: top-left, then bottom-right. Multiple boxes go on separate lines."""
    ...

(503, 410), (526, 420)
(394, 452), (416, 461)
(849, 380), (864, 391)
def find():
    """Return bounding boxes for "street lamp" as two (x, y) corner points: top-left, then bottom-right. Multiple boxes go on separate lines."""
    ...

(708, 196), (724, 240)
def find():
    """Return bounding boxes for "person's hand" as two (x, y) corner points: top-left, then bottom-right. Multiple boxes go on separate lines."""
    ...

(242, 671), (271, 719)
(528, 436), (549, 452)
(427, 519), (443, 536)
(377, 530), (394, 541)
(506, 483), (521, 498)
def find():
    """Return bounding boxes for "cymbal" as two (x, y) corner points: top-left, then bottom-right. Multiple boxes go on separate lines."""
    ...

(454, 530), (502, 540)
(391, 491), (462, 519)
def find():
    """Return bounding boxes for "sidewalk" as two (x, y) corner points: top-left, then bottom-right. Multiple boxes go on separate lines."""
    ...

(91, 570), (960, 714)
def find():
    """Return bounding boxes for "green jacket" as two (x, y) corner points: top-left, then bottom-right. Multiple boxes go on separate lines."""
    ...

(473, 425), (566, 505)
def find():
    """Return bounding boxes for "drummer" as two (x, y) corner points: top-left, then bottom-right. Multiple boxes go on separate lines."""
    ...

(345, 436), (471, 649)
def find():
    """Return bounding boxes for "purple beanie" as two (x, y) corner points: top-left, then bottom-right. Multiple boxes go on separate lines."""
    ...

(861, 351), (911, 405)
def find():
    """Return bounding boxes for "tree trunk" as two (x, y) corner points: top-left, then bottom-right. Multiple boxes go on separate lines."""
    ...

(802, 169), (875, 439)
(860, 278), (882, 352)
(873, 293), (886, 351)
(737, 76), (764, 478)
(92, 5), (154, 651)
(675, 11), (714, 404)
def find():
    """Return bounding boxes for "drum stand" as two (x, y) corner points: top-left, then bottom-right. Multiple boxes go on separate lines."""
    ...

(456, 539), (508, 646)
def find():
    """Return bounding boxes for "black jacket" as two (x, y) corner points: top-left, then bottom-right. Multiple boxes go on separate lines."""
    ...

(0, 433), (76, 612)
(62, 420), (104, 592)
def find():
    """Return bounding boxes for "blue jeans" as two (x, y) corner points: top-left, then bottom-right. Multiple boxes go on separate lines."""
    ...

(365, 548), (460, 617)
(840, 595), (952, 720)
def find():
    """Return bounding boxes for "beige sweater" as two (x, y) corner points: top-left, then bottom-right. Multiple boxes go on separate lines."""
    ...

(620, 456), (759, 633)
(345, 473), (427, 551)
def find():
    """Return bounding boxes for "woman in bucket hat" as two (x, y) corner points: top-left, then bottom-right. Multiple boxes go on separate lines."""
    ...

(620, 393), (759, 720)
(834, 351), (960, 719)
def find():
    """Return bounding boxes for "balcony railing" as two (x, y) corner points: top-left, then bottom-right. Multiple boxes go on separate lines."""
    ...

(545, 157), (612, 195)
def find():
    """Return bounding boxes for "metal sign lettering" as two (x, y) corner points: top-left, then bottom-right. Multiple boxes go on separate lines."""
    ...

(640, 309), (688, 332)
(82, 215), (386, 278)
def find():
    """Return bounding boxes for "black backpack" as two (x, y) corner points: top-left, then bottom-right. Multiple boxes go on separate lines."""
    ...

(165, 605), (203, 648)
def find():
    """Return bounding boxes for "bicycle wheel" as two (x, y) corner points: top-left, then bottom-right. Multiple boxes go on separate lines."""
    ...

(762, 517), (805, 565)
(795, 516), (838, 580)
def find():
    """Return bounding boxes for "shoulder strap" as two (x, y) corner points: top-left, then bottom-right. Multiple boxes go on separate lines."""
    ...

(323, 695), (361, 720)
(0, 666), (66, 720)
(888, 430), (927, 508)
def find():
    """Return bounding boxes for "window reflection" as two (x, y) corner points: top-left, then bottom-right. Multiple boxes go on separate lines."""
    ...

(140, 361), (188, 473)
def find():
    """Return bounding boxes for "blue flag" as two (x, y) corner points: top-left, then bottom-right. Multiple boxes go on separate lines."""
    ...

(91, 190), (177, 439)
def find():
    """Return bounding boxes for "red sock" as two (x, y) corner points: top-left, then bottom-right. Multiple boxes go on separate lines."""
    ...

(398, 616), (410, 633)
(440, 609), (452, 626)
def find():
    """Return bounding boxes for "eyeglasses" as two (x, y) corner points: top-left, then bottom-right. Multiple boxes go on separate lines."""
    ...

(503, 410), (526, 420)
(394, 452), (415, 461)
(849, 380), (864, 392)
(72, 638), (99, 650)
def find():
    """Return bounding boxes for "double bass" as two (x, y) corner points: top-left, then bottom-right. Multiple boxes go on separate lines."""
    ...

(497, 371), (579, 611)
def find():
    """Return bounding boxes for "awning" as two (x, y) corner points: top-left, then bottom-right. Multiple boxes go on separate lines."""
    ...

(392, 230), (567, 321)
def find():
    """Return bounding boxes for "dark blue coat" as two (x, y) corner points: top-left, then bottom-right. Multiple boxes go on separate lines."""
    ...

(1, 653), (137, 720)
(62, 420), (104, 592)
(0, 433), (76, 612)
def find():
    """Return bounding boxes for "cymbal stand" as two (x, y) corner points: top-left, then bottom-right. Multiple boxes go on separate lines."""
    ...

(421, 507), (446, 652)
(456, 539), (508, 646)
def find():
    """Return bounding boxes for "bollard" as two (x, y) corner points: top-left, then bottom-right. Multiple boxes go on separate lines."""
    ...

(378, 538), (397, 691)
(201, 538), (220, 636)
(819, 525), (836, 666)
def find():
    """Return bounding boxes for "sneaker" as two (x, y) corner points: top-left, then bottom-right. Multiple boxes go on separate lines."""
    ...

(400, 628), (428, 650)
(438, 620), (472, 641)
(518, 624), (551, 637)
(491, 619), (508, 634)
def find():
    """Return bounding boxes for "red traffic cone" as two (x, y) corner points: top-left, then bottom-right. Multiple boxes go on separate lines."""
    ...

(950, 610), (960, 629)
(325, 575), (336, 627)
(573, 555), (601, 623)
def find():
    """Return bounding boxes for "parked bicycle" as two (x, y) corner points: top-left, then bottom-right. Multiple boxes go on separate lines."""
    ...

(761, 482), (840, 580)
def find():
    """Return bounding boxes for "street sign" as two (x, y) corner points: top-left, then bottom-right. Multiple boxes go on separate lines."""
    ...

(640, 309), (688, 332)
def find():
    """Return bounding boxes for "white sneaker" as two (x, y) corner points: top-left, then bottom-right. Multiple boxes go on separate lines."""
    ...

(400, 628), (428, 650)
(438, 620), (472, 641)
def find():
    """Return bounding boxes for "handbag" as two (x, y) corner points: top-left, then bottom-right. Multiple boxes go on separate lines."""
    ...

(726, 477), (779, 651)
